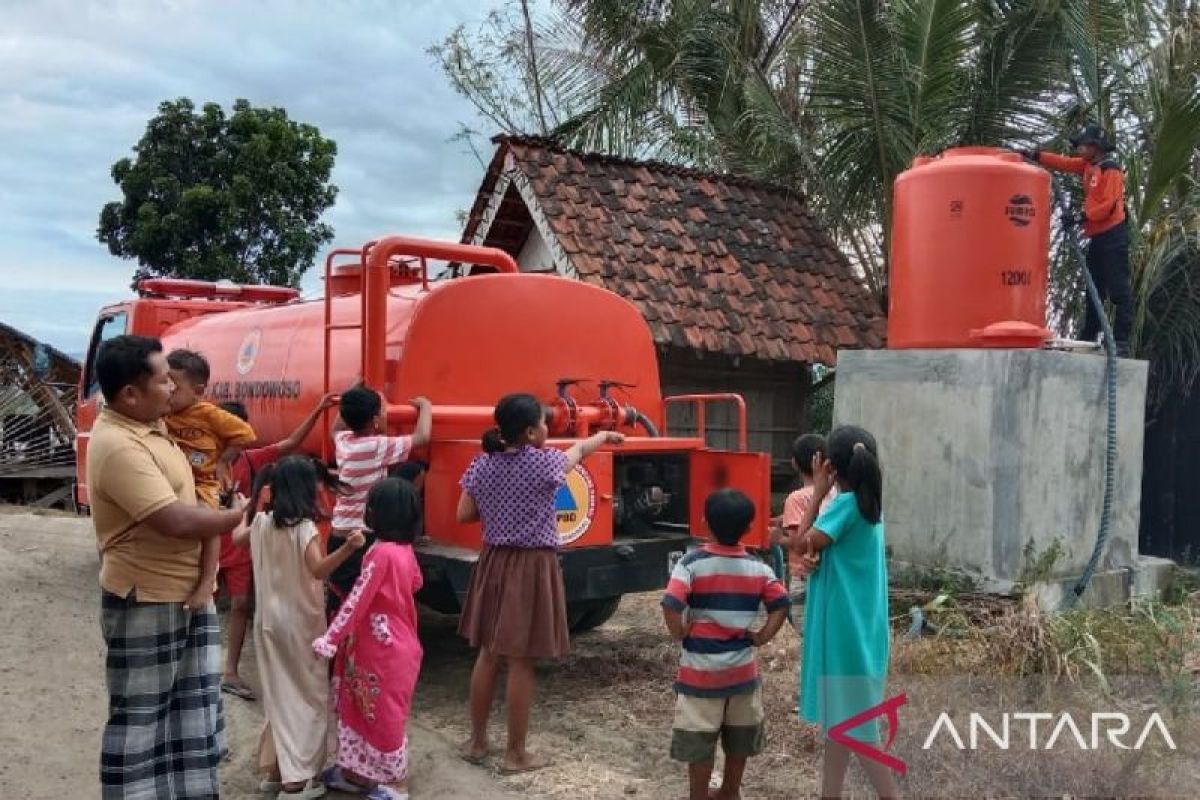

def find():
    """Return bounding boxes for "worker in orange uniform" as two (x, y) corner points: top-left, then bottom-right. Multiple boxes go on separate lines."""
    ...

(1021, 123), (1132, 357)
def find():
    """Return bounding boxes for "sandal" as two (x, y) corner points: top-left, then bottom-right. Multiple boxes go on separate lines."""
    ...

(275, 780), (327, 799)
(364, 788), (408, 800)
(221, 678), (257, 701)
(319, 766), (363, 794)
(497, 754), (551, 775)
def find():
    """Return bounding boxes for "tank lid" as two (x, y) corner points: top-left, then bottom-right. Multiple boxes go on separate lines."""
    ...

(969, 321), (1051, 348)
(940, 146), (1023, 162)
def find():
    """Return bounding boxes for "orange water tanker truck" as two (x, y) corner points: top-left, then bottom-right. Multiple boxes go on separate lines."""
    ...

(75, 236), (771, 631)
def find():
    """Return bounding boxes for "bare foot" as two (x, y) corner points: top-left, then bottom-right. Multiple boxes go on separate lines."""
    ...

(459, 739), (490, 765)
(498, 751), (550, 774)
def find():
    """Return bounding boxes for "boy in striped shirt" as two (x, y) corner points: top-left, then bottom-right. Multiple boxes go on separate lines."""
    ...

(327, 385), (432, 616)
(662, 488), (790, 800)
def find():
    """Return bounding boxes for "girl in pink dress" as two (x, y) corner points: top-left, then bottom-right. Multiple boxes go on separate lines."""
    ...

(313, 478), (424, 800)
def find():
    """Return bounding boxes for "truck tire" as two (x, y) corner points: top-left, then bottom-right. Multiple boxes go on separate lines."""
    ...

(567, 596), (622, 634)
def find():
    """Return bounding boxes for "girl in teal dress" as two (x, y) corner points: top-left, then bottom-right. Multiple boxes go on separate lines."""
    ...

(790, 425), (899, 799)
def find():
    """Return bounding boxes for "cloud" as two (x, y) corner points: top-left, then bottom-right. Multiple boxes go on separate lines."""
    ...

(0, 0), (502, 353)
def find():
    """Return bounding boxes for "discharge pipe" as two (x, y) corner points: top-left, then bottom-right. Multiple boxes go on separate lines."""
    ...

(362, 236), (519, 390)
(385, 401), (634, 436)
(1048, 174), (1119, 608)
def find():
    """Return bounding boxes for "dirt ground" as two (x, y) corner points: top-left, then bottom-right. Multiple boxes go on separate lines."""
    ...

(0, 508), (825, 799)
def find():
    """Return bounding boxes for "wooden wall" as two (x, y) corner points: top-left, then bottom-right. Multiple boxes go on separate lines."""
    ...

(657, 346), (809, 486)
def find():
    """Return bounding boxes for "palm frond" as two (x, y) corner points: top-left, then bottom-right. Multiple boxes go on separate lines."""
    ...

(806, 0), (912, 224)
(894, 0), (974, 151)
(960, 0), (1070, 145)
(1135, 214), (1200, 393)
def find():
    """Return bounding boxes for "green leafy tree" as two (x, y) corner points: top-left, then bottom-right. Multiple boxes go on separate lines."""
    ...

(98, 98), (338, 288)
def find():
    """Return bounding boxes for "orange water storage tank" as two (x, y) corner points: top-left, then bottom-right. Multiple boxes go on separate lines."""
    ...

(889, 147), (1052, 348)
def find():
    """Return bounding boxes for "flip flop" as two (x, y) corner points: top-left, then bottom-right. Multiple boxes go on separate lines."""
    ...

(221, 679), (257, 701)
(497, 755), (551, 775)
(363, 788), (408, 800)
(319, 766), (364, 794)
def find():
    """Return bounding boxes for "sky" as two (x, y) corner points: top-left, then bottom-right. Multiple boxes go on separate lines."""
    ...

(0, 0), (504, 357)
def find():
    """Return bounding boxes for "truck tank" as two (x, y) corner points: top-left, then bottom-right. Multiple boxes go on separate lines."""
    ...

(161, 274), (664, 450)
(77, 236), (770, 631)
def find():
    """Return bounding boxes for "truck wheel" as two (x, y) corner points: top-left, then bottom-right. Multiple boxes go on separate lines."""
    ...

(567, 596), (622, 634)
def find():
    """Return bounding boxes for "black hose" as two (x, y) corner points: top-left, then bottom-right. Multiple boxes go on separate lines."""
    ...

(1050, 175), (1118, 607)
(634, 411), (660, 437)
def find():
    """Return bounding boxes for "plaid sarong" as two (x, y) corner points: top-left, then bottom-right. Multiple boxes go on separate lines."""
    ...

(100, 592), (226, 799)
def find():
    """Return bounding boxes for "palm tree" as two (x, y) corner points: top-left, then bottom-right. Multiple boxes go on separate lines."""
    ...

(543, 1), (1115, 299)
(1119, 4), (1200, 388)
(436, 0), (1199, 369)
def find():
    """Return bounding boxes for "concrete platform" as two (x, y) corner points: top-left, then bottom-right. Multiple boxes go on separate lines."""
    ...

(834, 348), (1156, 606)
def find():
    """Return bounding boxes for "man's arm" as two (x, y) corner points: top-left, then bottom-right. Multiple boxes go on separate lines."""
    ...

(143, 502), (246, 541)
(278, 393), (337, 454)
(1035, 151), (1087, 175)
(99, 444), (246, 541)
(186, 536), (221, 609)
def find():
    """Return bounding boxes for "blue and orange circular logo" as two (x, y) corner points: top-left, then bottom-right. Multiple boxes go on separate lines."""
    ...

(555, 465), (596, 545)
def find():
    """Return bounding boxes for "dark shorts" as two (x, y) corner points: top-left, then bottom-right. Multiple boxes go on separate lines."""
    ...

(670, 687), (766, 763)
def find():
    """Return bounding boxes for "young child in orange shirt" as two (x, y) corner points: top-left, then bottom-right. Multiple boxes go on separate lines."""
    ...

(770, 433), (831, 604)
(165, 349), (257, 611)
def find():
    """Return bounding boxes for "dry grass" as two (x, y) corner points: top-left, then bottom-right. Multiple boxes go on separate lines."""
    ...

(410, 584), (1199, 798)
(887, 588), (1200, 797)
(892, 587), (1200, 684)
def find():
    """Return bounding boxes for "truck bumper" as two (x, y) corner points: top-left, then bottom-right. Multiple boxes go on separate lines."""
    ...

(415, 534), (696, 614)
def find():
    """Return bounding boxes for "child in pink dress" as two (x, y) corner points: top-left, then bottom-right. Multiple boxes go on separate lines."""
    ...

(313, 478), (424, 800)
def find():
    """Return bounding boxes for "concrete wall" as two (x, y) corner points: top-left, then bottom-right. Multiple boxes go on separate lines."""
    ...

(833, 349), (1148, 586)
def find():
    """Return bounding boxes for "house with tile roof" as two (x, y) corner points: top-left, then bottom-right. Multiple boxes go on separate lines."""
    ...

(457, 135), (886, 477)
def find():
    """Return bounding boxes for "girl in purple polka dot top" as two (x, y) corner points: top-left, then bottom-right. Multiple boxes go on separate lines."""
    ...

(455, 392), (623, 774)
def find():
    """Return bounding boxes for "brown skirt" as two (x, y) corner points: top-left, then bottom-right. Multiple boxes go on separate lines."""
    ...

(457, 545), (570, 660)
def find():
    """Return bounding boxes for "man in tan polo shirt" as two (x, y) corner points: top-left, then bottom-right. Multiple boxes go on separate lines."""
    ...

(88, 334), (246, 800)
